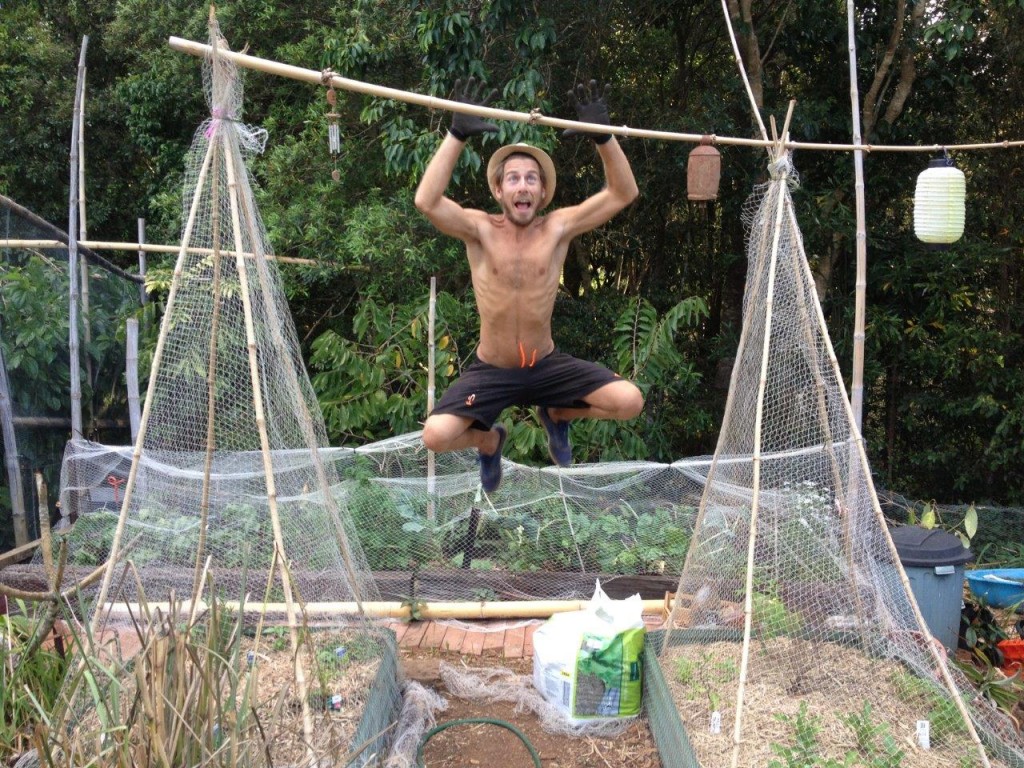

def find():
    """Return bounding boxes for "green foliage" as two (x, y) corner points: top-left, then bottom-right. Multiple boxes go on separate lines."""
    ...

(907, 500), (978, 549)
(3, 0), (1024, 509)
(959, 597), (1009, 666)
(344, 475), (443, 570)
(496, 501), (692, 575)
(955, 658), (1024, 722)
(0, 600), (70, 763)
(310, 289), (470, 443)
(752, 582), (804, 640)
(769, 701), (858, 768)
(888, 668), (968, 746)
(838, 701), (906, 768)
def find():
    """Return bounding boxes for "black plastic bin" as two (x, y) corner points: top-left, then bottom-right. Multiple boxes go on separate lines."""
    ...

(890, 525), (974, 651)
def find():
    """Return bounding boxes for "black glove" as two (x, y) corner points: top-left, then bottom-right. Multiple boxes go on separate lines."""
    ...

(563, 80), (612, 145)
(449, 77), (499, 142)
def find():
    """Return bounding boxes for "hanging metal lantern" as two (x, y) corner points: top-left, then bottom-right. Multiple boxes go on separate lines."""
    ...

(687, 136), (721, 201)
(914, 154), (965, 245)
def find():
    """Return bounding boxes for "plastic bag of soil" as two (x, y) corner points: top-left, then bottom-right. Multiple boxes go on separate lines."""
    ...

(531, 580), (645, 725)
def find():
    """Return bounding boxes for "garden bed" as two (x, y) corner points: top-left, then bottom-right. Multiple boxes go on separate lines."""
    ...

(644, 631), (1004, 768)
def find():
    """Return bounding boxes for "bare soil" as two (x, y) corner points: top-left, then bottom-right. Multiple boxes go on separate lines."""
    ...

(402, 649), (663, 768)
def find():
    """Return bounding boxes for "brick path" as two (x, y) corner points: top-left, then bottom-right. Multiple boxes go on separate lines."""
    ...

(382, 613), (666, 658)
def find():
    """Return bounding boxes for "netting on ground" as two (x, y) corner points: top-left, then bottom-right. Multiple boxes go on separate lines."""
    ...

(44, 20), (398, 768)
(657, 153), (1023, 767)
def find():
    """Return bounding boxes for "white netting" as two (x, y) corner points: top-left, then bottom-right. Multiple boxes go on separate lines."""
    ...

(45, 20), (398, 768)
(657, 153), (1022, 768)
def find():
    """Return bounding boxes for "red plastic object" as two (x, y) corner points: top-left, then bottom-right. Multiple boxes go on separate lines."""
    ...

(998, 639), (1024, 676)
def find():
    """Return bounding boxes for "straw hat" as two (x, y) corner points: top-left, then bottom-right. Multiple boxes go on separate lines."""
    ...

(487, 143), (556, 210)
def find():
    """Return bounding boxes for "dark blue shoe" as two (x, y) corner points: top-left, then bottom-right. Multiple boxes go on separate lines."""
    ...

(538, 407), (572, 467)
(479, 424), (507, 493)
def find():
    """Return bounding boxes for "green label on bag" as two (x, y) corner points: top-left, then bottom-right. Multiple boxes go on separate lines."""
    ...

(571, 628), (645, 718)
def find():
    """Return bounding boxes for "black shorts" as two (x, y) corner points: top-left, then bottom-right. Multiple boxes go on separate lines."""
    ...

(430, 349), (622, 431)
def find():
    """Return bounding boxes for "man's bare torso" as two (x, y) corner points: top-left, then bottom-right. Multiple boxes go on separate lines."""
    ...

(467, 212), (569, 368)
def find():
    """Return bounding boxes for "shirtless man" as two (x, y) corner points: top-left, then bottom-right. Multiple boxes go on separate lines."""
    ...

(414, 79), (644, 492)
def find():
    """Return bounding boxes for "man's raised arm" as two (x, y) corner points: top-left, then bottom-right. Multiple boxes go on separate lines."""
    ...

(558, 81), (639, 238)
(414, 78), (499, 241)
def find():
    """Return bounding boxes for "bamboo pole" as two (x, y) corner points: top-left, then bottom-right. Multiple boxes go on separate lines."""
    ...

(192, 131), (225, 604)
(730, 140), (791, 768)
(99, 597), (668, 620)
(78, 59), (93, 415)
(78, 64), (88, 240)
(0, 239), (316, 265)
(137, 219), (148, 304)
(427, 276), (436, 521)
(37, 471), (54, 587)
(125, 319), (141, 442)
(168, 35), (1024, 154)
(67, 36), (88, 441)
(0, 319), (29, 548)
(0, 195), (144, 284)
(88, 134), (219, 636)
(221, 122), (316, 757)
(847, 0), (868, 433)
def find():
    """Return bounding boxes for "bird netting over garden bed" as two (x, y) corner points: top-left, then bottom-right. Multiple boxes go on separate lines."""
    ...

(39, 19), (400, 767)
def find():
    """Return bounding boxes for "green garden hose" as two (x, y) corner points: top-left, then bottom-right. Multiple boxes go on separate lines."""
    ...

(415, 717), (542, 768)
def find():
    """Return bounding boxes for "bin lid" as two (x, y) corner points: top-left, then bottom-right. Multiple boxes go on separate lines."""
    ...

(889, 525), (974, 567)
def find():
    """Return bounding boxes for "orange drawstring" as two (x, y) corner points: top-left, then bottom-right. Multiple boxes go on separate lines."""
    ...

(517, 342), (538, 368)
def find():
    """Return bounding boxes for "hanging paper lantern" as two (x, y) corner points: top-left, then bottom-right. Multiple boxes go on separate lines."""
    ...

(687, 137), (721, 201)
(914, 155), (965, 244)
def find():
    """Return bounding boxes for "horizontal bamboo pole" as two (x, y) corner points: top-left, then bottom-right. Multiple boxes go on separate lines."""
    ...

(169, 35), (1024, 155)
(102, 597), (667, 620)
(0, 239), (315, 266)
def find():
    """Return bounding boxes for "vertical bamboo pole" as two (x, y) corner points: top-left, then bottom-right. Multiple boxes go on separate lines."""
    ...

(846, 0), (868, 434)
(126, 319), (141, 443)
(427, 276), (436, 521)
(67, 36), (88, 441)
(192, 135), (225, 603)
(221, 130), (316, 760)
(0, 321), (29, 548)
(137, 218), (148, 305)
(78, 58), (93, 405)
(730, 153), (789, 768)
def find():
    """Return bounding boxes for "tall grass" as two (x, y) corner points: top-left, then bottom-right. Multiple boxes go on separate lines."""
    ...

(1, 598), (71, 763)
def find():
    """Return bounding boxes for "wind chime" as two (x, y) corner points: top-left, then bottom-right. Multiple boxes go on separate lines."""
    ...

(326, 84), (341, 181)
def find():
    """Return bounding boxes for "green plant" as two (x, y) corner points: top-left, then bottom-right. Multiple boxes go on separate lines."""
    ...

(954, 659), (1023, 725)
(0, 600), (71, 762)
(908, 500), (978, 549)
(839, 701), (906, 767)
(262, 625), (291, 652)
(960, 597), (1009, 666)
(768, 701), (857, 768)
(888, 668), (968, 747)
(41, 583), (262, 768)
(751, 582), (804, 639)
(674, 656), (698, 685)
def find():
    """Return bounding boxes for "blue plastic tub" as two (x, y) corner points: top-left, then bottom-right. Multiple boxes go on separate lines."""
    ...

(965, 569), (1024, 610)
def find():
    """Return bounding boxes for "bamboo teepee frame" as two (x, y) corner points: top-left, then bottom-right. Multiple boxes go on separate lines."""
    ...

(86, 17), (374, 762)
